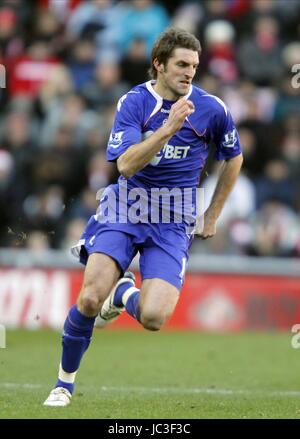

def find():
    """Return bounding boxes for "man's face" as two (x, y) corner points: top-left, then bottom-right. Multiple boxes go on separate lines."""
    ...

(155, 48), (199, 98)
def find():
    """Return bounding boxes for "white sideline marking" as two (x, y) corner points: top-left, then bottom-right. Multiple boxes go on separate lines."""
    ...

(0, 382), (43, 389)
(100, 386), (300, 398)
(0, 382), (300, 397)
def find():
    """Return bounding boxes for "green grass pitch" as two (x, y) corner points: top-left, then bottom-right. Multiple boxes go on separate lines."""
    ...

(0, 329), (300, 419)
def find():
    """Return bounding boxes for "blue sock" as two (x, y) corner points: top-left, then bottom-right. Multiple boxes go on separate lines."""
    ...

(113, 281), (135, 307)
(125, 291), (140, 322)
(55, 379), (74, 395)
(58, 305), (95, 393)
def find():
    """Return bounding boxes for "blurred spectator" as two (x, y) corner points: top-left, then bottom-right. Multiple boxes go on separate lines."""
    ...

(221, 80), (276, 124)
(67, 188), (99, 221)
(120, 38), (149, 86)
(281, 113), (300, 136)
(281, 133), (300, 180)
(82, 60), (129, 110)
(262, 0), (300, 40)
(30, 125), (86, 198)
(109, 0), (170, 59)
(38, 64), (74, 114)
(281, 41), (300, 72)
(60, 217), (86, 250)
(281, 132), (300, 210)
(67, 0), (117, 60)
(22, 185), (65, 245)
(67, 0), (114, 40)
(273, 73), (300, 121)
(38, 0), (83, 23)
(203, 165), (256, 227)
(84, 124), (109, 153)
(246, 200), (300, 257)
(237, 15), (283, 86)
(172, 1), (203, 34)
(25, 230), (51, 252)
(195, 73), (220, 95)
(33, 9), (62, 46)
(231, 116), (281, 178)
(9, 39), (60, 99)
(202, 20), (238, 84)
(1, 107), (36, 152)
(254, 159), (296, 209)
(1, 107), (39, 206)
(199, 0), (230, 38)
(237, 125), (270, 176)
(67, 38), (96, 91)
(87, 151), (115, 191)
(0, 5), (24, 65)
(40, 92), (99, 147)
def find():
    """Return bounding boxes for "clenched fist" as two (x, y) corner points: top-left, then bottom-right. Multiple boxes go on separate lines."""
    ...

(164, 98), (195, 136)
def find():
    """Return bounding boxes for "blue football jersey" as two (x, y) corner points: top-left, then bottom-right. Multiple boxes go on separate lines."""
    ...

(107, 80), (242, 190)
(74, 80), (243, 273)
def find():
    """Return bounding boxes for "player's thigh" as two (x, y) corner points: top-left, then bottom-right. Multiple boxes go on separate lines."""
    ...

(77, 252), (121, 315)
(139, 241), (187, 295)
(139, 278), (180, 326)
(77, 228), (137, 315)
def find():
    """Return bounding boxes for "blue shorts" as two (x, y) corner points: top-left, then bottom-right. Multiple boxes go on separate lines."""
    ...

(72, 215), (193, 291)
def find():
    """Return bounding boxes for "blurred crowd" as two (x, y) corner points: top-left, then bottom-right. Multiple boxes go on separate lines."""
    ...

(0, 0), (299, 258)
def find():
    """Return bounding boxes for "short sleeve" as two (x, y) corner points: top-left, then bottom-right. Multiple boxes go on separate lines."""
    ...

(106, 92), (143, 162)
(212, 102), (242, 161)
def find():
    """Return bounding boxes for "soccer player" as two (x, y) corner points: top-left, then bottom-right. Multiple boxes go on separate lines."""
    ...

(44, 27), (243, 406)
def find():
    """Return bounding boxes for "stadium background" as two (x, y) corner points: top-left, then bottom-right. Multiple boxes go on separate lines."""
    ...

(0, 0), (300, 419)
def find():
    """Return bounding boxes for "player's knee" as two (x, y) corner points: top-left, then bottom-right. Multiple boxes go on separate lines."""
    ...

(77, 283), (104, 316)
(140, 311), (164, 331)
(78, 293), (101, 316)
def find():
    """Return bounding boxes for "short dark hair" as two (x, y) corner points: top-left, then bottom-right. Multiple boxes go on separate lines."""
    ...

(149, 27), (201, 79)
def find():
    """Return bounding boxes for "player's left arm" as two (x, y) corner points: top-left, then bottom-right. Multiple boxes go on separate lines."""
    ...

(197, 99), (243, 239)
(198, 154), (243, 239)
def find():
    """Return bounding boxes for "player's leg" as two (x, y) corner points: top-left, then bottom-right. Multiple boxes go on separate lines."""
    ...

(94, 270), (136, 328)
(44, 226), (137, 406)
(111, 276), (180, 331)
(139, 278), (179, 331)
(77, 252), (120, 316)
(43, 252), (120, 406)
(110, 243), (186, 330)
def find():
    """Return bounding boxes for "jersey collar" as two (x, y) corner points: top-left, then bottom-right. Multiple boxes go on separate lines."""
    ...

(145, 80), (193, 102)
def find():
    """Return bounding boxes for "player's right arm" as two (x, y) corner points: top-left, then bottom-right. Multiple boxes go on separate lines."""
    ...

(118, 98), (194, 178)
(107, 93), (194, 179)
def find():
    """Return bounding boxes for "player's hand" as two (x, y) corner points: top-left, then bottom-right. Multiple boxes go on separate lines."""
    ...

(195, 211), (217, 239)
(164, 98), (195, 135)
